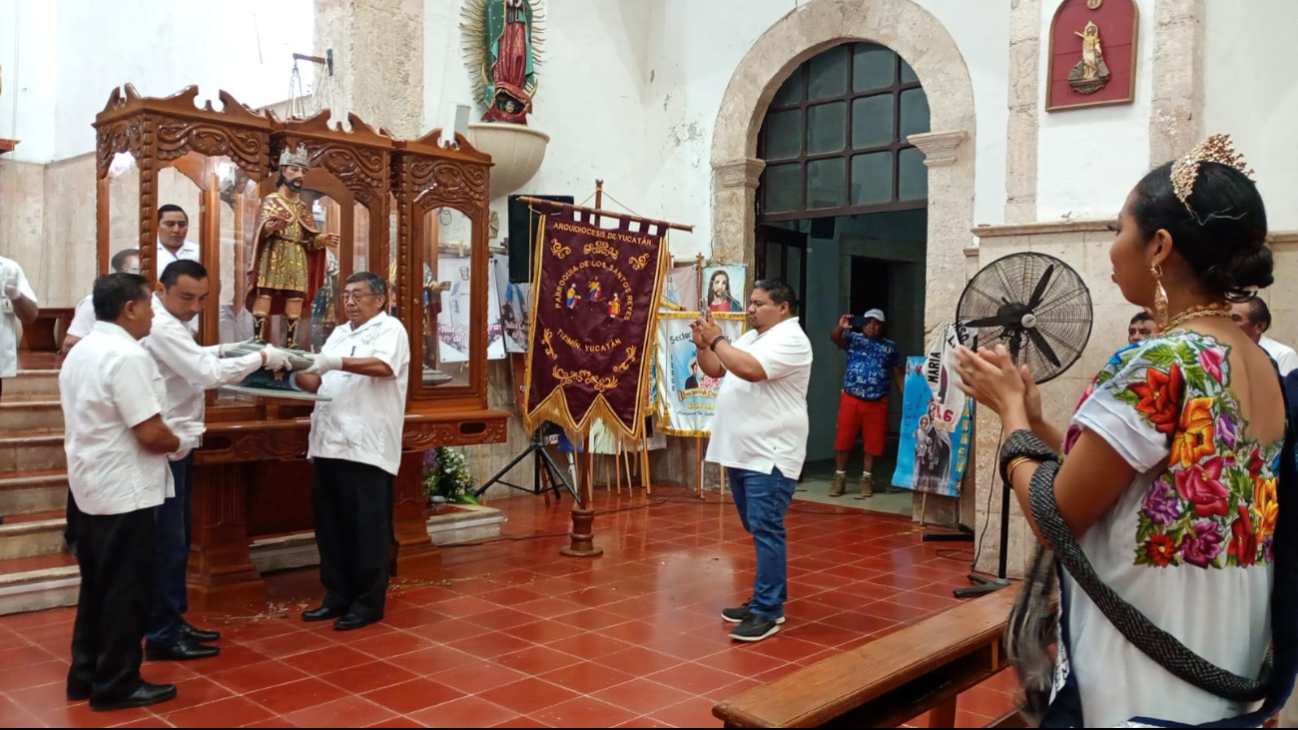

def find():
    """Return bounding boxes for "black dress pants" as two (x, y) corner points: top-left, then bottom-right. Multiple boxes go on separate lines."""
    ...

(64, 490), (81, 548)
(67, 507), (156, 702)
(312, 457), (394, 621)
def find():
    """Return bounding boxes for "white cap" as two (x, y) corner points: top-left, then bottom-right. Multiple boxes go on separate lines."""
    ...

(863, 308), (886, 322)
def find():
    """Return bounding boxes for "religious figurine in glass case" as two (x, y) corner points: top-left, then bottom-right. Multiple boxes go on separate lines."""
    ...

(248, 146), (339, 347)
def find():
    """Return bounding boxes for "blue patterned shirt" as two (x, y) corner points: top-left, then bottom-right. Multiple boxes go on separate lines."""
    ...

(842, 332), (901, 401)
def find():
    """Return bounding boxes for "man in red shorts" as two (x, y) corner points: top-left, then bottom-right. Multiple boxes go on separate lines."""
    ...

(829, 309), (903, 498)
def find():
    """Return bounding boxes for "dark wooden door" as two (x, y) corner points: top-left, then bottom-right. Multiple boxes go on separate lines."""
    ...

(755, 224), (809, 325)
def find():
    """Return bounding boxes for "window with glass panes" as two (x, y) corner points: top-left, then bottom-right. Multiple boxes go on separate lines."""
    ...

(757, 43), (930, 220)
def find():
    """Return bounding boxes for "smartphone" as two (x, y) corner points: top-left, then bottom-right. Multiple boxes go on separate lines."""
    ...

(848, 315), (867, 328)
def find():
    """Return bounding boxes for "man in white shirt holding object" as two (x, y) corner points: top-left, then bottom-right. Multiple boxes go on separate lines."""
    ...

(60, 272), (203, 712)
(1231, 297), (1298, 375)
(62, 249), (141, 358)
(292, 271), (410, 632)
(141, 260), (291, 662)
(1, 253), (39, 527)
(692, 279), (813, 643)
(60, 248), (142, 554)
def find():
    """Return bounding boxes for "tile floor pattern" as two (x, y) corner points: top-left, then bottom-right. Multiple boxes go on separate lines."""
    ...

(0, 486), (1015, 728)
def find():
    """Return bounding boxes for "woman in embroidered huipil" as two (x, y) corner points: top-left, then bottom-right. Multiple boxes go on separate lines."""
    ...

(955, 137), (1296, 727)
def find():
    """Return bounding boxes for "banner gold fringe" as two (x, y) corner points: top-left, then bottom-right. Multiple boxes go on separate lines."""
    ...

(521, 210), (671, 445)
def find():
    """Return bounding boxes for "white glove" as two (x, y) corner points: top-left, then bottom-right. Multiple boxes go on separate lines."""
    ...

(305, 353), (344, 375)
(167, 420), (207, 461)
(260, 344), (292, 371)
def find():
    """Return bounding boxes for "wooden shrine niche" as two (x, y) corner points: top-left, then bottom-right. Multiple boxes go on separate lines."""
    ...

(92, 84), (506, 436)
(92, 84), (509, 609)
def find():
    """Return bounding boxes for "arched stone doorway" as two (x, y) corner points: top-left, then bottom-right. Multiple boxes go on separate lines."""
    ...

(753, 41), (933, 509)
(710, 0), (977, 337)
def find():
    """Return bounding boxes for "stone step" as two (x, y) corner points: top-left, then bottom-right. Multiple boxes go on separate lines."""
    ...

(0, 505), (508, 615)
(0, 433), (65, 476)
(0, 471), (68, 516)
(0, 510), (65, 560)
(4, 370), (60, 400)
(0, 553), (80, 615)
(0, 400), (63, 432)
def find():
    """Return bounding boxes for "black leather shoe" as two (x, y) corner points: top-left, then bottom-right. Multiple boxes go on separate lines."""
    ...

(145, 637), (220, 662)
(333, 613), (379, 632)
(302, 605), (345, 622)
(66, 685), (90, 702)
(180, 620), (221, 643)
(89, 682), (177, 711)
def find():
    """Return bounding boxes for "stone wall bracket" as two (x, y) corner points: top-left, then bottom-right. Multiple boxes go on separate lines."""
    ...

(907, 130), (967, 167)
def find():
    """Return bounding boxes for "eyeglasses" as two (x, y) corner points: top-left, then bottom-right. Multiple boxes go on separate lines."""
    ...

(341, 292), (384, 302)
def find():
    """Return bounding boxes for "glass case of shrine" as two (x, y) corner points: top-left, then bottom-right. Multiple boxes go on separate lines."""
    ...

(93, 85), (504, 429)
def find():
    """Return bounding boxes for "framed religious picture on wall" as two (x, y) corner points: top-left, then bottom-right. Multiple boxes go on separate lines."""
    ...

(1046, 0), (1138, 112)
(701, 264), (747, 314)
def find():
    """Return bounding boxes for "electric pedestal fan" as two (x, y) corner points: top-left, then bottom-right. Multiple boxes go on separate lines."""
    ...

(952, 252), (1093, 598)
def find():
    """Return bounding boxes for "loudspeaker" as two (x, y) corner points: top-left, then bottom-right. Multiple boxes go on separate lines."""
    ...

(809, 217), (836, 239)
(508, 194), (575, 283)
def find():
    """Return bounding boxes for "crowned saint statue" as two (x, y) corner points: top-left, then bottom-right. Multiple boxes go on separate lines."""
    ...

(248, 146), (339, 347)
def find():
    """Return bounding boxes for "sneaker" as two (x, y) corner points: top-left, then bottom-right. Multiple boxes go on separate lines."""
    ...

(729, 613), (780, 642)
(721, 601), (785, 624)
(854, 474), (874, 500)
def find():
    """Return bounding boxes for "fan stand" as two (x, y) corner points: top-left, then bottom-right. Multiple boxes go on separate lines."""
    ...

(954, 476), (1012, 598)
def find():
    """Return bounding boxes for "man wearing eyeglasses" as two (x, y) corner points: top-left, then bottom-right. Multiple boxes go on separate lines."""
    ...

(291, 271), (410, 632)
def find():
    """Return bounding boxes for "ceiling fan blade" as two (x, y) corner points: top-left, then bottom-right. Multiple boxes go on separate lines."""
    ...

(1027, 327), (1062, 368)
(1027, 265), (1056, 310)
(963, 315), (1020, 328)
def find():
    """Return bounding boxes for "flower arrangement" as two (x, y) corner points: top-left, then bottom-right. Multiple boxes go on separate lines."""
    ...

(422, 447), (480, 505)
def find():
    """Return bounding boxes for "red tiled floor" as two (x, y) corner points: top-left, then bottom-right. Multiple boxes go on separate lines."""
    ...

(361, 677), (466, 715)
(0, 486), (1015, 727)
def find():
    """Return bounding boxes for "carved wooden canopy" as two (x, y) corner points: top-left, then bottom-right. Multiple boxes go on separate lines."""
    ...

(93, 84), (275, 181)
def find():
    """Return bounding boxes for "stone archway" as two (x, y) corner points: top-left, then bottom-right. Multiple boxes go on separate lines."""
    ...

(710, 0), (977, 334)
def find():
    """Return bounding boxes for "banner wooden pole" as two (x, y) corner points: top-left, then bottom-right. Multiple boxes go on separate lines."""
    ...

(517, 195), (695, 233)
(640, 432), (652, 495)
(561, 444), (603, 557)
(695, 436), (704, 496)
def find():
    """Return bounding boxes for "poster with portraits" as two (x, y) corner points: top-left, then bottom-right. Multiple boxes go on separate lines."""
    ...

(891, 356), (973, 496)
(661, 264), (700, 312)
(655, 311), (747, 436)
(701, 264), (747, 314)
(491, 253), (531, 353)
(438, 256), (505, 361)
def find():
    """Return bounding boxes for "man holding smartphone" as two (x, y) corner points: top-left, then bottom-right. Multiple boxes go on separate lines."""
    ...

(829, 309), (903, 499)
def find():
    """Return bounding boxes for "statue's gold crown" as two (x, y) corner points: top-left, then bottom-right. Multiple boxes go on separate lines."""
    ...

(1171, 134), (1253, 215)
(278, 145), (311, 170)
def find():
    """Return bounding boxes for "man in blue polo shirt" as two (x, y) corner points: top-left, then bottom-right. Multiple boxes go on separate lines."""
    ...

(829, 309), (903, 499)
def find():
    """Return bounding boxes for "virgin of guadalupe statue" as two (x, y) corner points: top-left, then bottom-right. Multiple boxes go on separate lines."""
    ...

(463, 0), (544, 124)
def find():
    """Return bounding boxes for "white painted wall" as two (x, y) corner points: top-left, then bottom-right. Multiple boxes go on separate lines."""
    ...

(1035, 0), (1154, 222)
(0, 0), (58, 162)
(426, 0), (1009, 259)
(1, 0), (312, 164)
(640, 0), (1012, 256)
(1203, 0), (1298, 231)
(426, 0), (652, 244)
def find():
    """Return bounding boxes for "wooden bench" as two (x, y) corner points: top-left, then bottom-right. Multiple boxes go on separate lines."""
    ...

(713, 585), (1024, 728)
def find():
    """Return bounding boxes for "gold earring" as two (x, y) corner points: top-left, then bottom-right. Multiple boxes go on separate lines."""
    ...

(1152, 265), (1169, 330)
